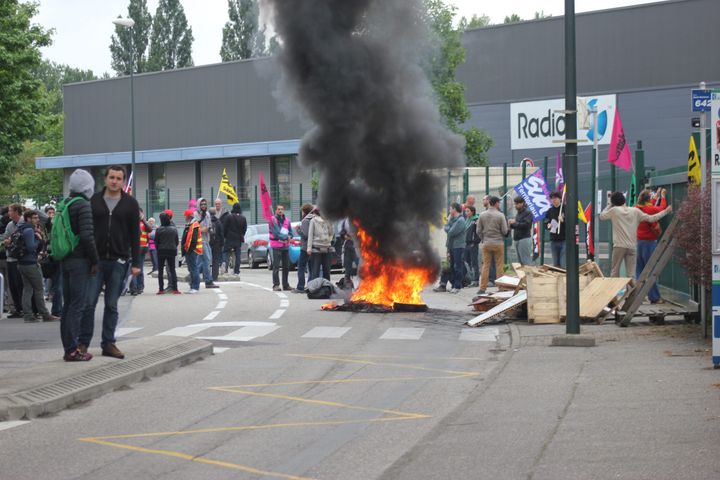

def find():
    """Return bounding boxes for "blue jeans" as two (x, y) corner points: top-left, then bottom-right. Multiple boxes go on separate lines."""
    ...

(130, 249), (146, 292)
(80, 259), (126, 348)
(223, 245), (241, 274)
(636, 240), (660, 302)
(551, 240), (566, 268)
(60, 258), (91, 354)
(200, 243), (213, 285)
(296, 249), (309, 290)
(186, 251), (200, 290)
(51, 265), (63, 316)
(450, 247), (464, 289)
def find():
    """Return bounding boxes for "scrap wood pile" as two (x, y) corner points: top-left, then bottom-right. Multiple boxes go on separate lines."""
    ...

(466, 262), (634, 327)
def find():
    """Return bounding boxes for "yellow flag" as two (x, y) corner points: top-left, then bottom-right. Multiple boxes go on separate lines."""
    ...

(577, 201), (588, 224)
(688, 135), (701, 185)
(219, 168), (239, 205)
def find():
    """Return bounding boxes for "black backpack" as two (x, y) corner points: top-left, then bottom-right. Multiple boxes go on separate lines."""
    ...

(8, 227), (28, 259)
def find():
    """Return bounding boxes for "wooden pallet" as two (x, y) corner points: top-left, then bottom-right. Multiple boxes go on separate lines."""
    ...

(467, 291), (527, 327)
(578, 277), (632, 319)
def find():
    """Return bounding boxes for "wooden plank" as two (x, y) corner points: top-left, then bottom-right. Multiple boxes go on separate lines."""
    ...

(527, 275), (559, 321)
(511, 263), (526, 280)
(579, 278), (632, 319)
(466, 291), (527, 327)
(495, 275), (521, 290)
(557, 275), (592, 316)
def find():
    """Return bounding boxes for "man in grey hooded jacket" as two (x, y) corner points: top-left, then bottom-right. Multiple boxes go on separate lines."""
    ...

(61, 169), (99, 361)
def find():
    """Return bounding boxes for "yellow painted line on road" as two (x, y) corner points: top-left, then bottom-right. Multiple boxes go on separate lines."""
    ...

(79, 352), (481, 478)
(78, 437), (316, 480)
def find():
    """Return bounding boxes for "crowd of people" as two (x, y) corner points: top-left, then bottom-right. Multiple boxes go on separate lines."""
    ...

(435, 188), (672, 302)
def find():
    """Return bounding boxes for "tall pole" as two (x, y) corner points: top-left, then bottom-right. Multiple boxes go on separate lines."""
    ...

(564, 0), (580, 334)
(592, 106), (599, 262)
(699, 81), (708, 331)
(130, 32), (136, 196)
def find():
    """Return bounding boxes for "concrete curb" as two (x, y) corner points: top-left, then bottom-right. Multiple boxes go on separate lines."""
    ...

(0, 336), (212, 421)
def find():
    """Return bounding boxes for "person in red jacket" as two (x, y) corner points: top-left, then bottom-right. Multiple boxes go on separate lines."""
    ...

(636, 188), (668, 303)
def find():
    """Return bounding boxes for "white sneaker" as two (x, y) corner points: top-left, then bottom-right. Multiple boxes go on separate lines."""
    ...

(186, 289), (198, 294)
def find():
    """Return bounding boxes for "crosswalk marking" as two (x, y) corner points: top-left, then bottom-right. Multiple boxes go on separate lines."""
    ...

(0, 421), (30, 432)
(158, 321), (280, 343)
(459, 327), (499, 342)
(269, 309), (285, 320)
(212, 347), (230, 354)
(217, 293), (228, 300)
(203, 311), (220, 321)
(116, 327), (143, 337)
(380, 328), (425, 340)
(199, 325), (280, 342)
(302, 327), (351, 339)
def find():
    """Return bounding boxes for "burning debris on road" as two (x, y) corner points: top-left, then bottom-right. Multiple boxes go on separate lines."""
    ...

(266, 0), (465, 308)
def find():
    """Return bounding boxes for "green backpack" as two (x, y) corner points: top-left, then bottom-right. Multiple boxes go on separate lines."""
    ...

(50, 197), (83, 260)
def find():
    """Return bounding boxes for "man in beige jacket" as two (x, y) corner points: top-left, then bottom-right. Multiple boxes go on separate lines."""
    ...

(600, 191), (672, 277)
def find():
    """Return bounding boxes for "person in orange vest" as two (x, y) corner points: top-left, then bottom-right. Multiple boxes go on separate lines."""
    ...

(129, 208), (150, 295)
(181, 209), (203, 293)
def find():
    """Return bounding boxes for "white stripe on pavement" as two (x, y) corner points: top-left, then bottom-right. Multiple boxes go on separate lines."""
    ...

(215, 301), (228, 309)
(269, 309), (286, 320)
(280, 299), (290, 308)
(459, 327), (499, 342)
(215, 289), (223, 294)
(212, 347), (230, 354)
(203, 311), (220, 321)
(380, 328), (426, 340)
(199, 325), (280, 342)
(0, 421), (30, 432)
(302, 327), (351, 339)
(217, 293), (228, 300)
(275, 292), (287, 299)
(116, 327), (143, 337)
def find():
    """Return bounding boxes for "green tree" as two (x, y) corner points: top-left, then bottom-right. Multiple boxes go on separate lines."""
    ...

(109, 0), (153, 75)
(32, 60), (97, 115)
(534, 10), (551, 19)
(423, 0), (493, 166)
(0, 0), (52, 185)
(458, 13), (491, 30)
(504, 13), (523, 23)
(147, 0), (194, 71)
(220, 0), (267, 60)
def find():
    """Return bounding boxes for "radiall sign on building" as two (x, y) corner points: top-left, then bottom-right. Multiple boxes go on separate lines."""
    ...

(510, 94), (617, 150)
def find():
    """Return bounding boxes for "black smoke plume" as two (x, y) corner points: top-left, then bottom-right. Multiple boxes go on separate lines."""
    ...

(266, 0), (464, 269)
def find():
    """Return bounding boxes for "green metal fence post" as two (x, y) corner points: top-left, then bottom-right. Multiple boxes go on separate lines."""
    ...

(166, 188), (170, 209)
(145, 189), (149, 217)
(463, 169), (469, 200)
(299, 183), (303, 220)
(635, 140), (644, 193)
(254, 185), (258, 224)
(485, 165), (490, 196)
(210, 186), (214, 202)
(189, 188), (192, 201)
(503, 162), (508, 267)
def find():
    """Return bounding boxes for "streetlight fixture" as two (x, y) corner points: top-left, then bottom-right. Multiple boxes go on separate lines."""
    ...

(113, 17), (136, 195)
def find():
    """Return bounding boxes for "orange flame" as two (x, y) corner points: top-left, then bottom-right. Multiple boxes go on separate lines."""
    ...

(351, 227), (433, 307)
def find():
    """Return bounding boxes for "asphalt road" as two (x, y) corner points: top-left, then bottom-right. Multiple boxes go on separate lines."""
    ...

(0, 268), (509, 480)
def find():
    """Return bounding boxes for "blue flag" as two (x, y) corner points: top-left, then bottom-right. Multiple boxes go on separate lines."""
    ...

(514, 169), (552, 221)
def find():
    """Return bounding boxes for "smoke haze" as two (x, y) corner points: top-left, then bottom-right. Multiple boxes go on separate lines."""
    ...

(266, 0), (465, 268)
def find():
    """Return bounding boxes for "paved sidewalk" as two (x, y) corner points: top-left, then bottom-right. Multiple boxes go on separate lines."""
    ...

(382, 319), (720, 479)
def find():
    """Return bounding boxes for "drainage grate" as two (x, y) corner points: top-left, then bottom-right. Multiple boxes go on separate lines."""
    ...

(0, 338), (212, 421)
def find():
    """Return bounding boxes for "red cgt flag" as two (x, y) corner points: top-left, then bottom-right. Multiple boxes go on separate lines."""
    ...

(584, 202), (594, 260)
(259, 172), (274, 222)
(608, 110), (632, 172)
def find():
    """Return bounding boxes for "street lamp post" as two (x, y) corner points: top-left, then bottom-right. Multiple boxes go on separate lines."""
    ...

(113, 18), (136, 195)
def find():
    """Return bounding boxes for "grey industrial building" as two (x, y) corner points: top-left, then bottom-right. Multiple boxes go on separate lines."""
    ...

(38, 0), (720, 222)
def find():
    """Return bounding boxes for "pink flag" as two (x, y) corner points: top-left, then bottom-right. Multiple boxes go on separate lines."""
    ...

(608, 110), (632, 171)
(259, 172), (274, 222)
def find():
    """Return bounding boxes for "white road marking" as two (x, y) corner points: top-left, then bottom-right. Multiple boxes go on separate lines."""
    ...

(459, 327), (499, 342)
(215, 301), (228, 309)
(0, 421), (30, 432)
(215, 289), (223, 294)
(159, 322), (280, 343)
(275, 292), (287, 299)
(116, 327), (143, 337)
(239, 282), (263, 288)
(280, 299), (290, 308)
(380, 328), (426, 340)
(199, 325), (281, 342)
(212, 347), (230, 354)
(302, 327), (351, 339)
(203, 311), (220, 321)
(269, 309), (286, 320)
(217, 293), (228, 300)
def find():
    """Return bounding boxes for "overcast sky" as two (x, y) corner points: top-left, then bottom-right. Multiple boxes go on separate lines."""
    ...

(34, 0), (664, 76)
